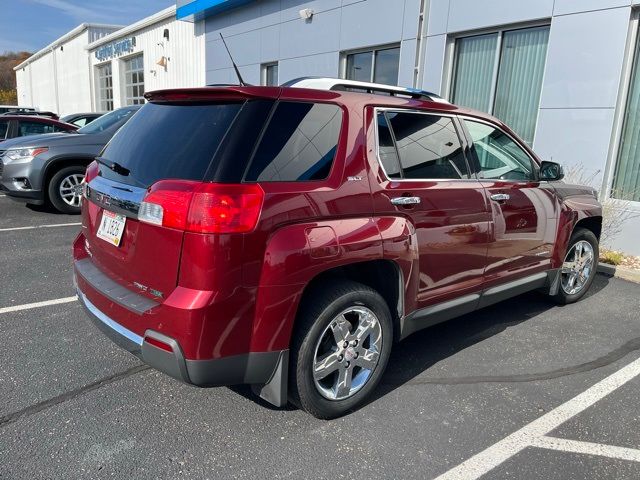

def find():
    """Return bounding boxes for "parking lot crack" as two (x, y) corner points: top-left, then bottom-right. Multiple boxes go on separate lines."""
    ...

(0, 364), (150, 428)
(390, 337), (640, 386)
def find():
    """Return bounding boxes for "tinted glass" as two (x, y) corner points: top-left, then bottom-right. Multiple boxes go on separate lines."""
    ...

(78, 107), (137, 134)
(18, 121), (54, 136)
(373, 47), (400, 84)
(376, 113), (401, 179)
(265, 64), (278, 86)
(346, 51), (372, 82)
(387, 112), (468, 179)
(0, 120), (8, 139)
(100, 102), (243, 188)
(464, 120), (535, 181)
(245, 102), (342, 182)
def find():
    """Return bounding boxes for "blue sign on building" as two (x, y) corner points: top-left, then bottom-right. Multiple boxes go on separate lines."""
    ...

(176, 0), (254, 21)
(95, 37), (137, 62)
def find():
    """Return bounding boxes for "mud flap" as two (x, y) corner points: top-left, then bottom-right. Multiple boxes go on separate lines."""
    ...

(252, 350), (289, 407)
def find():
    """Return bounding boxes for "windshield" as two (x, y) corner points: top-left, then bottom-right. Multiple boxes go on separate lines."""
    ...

(77, 108), (137, 134)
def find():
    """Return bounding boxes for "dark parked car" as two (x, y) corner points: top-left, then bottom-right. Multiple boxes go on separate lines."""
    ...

(0, 115), (77, 143)
(0, 105), (36, 114)
(74, 79), (602, 419)
(60, 112), (105, 127)
(0, 106), (139, 213)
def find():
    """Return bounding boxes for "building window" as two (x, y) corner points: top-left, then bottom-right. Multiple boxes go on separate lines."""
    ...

(613, 21), (640, 202)
(262, 62), (278, 86)
(450, 26), (550, 146)
(344, 45), (400, 85)
(123, 54), (145, 105)
(96, 63), (113, 111)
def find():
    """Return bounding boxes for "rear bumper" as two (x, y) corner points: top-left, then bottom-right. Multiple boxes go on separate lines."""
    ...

(76, 287), (287, 388)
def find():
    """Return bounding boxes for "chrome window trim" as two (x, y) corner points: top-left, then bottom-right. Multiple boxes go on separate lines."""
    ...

(372, 107), (478, 184)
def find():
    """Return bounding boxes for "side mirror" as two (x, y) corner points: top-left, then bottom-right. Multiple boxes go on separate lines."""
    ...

(540, 161), (564, 181)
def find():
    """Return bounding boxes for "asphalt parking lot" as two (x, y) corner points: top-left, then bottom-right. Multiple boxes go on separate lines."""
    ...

(1, 194), (640, 480)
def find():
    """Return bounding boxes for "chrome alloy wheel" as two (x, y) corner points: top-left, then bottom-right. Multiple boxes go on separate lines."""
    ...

(58, 173), (84, 207)
(312, 306), (383, 401)
(561, 240), (595, 295)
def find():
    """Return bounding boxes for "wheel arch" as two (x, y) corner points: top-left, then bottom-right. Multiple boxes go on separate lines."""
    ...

(42, 156), (93, 203)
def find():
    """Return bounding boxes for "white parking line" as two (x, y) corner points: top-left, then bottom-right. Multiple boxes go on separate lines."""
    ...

(434, 355), (640, 480)
(0, 296), (78, 315)
(532, 436), (640, 463)
(0, 222), (81, 232)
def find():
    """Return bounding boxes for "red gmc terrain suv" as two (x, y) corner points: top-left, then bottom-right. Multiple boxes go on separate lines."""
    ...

(74, 78), (602, 419)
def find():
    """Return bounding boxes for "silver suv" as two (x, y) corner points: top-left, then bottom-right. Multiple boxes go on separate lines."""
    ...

(0, 106), (139, 214)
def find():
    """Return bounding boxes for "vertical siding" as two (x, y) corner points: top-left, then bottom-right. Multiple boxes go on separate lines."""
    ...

(89, 17), (205, 110)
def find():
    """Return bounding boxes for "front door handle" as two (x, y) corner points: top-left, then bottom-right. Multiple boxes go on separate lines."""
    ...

(490, 193), (510, 202)
(391, 196), (421, 206)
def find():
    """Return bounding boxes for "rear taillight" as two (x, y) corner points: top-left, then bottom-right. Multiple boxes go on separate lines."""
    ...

(85, 160), (99, 182)
(138, 180), (264, 234)
(82, 160), (99, 199)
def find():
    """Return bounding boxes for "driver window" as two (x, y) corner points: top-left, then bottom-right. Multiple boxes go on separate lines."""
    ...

(463, 119), (535, 181)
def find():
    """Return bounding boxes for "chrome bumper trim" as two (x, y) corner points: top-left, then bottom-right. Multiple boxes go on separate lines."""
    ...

(78, 289), (143, 347)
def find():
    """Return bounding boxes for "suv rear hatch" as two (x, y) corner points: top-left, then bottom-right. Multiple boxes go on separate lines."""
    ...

(82, 89), (278, 300)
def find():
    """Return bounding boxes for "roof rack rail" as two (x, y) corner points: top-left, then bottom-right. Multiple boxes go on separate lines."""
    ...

(282, 77), (449, 103)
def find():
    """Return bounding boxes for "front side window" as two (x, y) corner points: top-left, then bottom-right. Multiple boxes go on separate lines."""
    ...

(245, 102), (342, 182)
(96, 63), (113, 111)
(345, 46), (400, 85)
(464, 119), (535, 181)
(379, 111), (468, 180)
(451, 26), (549, 146)
(18, 121), (54, 136)
(123, 54), (145, 106)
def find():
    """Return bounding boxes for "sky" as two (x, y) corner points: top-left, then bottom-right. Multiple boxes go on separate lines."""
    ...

(0, 0), (175, 54)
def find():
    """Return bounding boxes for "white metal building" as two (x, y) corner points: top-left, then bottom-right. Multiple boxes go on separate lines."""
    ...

(14, 23), (122, 115)
(14, 6), (205, 116)
(87, 6), (205, 112)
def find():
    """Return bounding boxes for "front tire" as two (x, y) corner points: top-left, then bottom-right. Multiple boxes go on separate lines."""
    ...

(552, 228), (599, 305)
(48, 165), (85, 214)
(289, 280), (393, 419)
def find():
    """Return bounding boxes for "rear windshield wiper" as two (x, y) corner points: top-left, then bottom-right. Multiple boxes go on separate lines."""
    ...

(95, 156), (130, 176)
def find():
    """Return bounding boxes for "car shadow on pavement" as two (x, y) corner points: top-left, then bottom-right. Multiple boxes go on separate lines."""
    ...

(25, 203), (76, 215)
(369, 274), (611, 403)
(230, 275), (611, 414)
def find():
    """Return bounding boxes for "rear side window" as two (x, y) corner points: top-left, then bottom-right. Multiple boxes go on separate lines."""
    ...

(245, 102), (342, 182)
(99, 102), (243, 187)
(376, 113), (401, 179)
(18, 121), (54, 136)
(385, 112), (469, 180)
(0, 120), (8, 139)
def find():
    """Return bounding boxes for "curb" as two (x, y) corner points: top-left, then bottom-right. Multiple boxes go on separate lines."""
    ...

(597, 262), (640, 284)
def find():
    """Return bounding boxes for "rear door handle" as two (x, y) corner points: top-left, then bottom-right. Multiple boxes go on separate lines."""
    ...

(391, 196), (421, 206)
(490, 193), (510, 202)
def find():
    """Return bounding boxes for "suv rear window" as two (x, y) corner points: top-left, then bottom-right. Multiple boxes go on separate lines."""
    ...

(99, 102), (243, 187)
(245, 102), (342, 182)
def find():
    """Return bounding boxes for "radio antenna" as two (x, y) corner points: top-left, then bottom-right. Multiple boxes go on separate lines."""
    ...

(219, 33), (247, 86)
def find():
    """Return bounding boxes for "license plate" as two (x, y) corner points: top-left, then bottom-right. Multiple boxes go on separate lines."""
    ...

(97, 210), (126, 247)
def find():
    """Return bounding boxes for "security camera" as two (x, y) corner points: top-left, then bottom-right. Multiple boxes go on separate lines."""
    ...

(299, 8), (314, 20)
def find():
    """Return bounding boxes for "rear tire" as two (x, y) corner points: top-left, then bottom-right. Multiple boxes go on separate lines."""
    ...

(289, 280), (393, 419)
(551, 228), (599, 305)
(47, 165), (85, 214)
